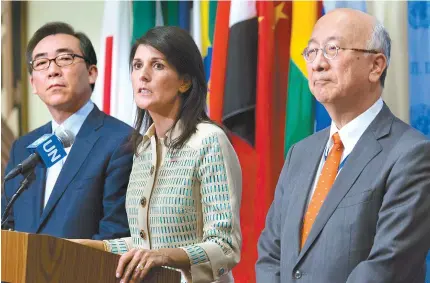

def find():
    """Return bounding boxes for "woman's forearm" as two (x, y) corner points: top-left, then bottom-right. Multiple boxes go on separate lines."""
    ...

(158, 248), (190, 270)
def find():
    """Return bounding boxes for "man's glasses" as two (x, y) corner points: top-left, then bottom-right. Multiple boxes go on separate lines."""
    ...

(302, 43), (379, 62)
(30, 54), (89, 71)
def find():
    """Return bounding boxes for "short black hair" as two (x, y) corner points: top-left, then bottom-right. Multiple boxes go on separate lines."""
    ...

(26, 22), (97, 91)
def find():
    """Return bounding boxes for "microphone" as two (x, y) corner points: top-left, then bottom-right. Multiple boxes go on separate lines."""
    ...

(4, 128), (75, 182)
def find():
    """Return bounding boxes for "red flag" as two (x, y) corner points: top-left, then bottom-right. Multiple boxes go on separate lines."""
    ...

(209, 1), (292, 282)
(255, 1), (292, 233)
(209, 1), (230, 124)
(255, 2), (275, 234)
(211, 1), (259, 282)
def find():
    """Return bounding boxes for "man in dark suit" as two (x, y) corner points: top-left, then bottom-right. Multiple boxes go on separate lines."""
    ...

(256, 8), (430, 283)
(2, 22), (132, 240)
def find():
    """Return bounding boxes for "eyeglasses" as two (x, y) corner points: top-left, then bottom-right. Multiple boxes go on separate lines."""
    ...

(30, 54), (89, 71)
(302, 43), (379, 62)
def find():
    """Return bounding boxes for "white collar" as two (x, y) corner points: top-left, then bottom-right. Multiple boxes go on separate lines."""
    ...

(51, 100), (94, 137)
(327, 98), (383, 157)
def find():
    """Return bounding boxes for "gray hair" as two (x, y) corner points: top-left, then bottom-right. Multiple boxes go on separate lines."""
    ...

(367, 20), (391, 87)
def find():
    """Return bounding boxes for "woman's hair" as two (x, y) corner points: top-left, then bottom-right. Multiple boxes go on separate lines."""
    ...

(130, 26), (213, 154)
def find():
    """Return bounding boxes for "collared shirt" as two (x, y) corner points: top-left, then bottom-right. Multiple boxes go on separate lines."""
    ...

(307, 98), (383, 206)
(44, 100), (94, 208)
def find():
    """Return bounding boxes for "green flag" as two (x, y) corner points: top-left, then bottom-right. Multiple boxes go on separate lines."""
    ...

(132, 1), (155, 43)
(162, 1), (179, 26)
(284, 60), (314, 155)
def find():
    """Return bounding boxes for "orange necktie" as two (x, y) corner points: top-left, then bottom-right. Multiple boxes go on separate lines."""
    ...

(301, 133), (344, 249)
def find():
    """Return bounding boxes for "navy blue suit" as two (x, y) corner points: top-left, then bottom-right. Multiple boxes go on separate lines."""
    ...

(2, 106), (132, 240)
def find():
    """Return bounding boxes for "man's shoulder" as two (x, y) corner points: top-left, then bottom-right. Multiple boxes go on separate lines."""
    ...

(391, 116), (429, 143)
(96, 113), (134, 136)
(292, 128), (329, 151)
(13, 123), (51, 149)
(388, 117), (430, 155)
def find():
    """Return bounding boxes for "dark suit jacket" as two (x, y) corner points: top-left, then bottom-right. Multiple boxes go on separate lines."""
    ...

(2, 106), (133, 240)
(256, 105), (430, 283)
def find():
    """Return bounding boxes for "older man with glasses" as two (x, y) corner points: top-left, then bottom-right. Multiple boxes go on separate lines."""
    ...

(2, 22), (133, 241)
(256, 8), (430, 283)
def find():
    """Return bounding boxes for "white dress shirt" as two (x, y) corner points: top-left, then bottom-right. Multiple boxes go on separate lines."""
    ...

(44, 100), (94, 208)
(306, 98), (384, 206)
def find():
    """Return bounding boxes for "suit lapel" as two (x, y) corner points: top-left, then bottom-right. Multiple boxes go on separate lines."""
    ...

(296, 104), (393, 264)
(31, 164), (46, 231)
(284, 129), (329, 258)
(37, 107), (104, 231)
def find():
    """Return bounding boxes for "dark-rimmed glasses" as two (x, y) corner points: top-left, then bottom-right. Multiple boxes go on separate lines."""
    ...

(302, 43), (379, 62)
(30, 54), (89, 71)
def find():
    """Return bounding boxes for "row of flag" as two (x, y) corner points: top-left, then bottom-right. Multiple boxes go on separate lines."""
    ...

(92, 1), (430, 282)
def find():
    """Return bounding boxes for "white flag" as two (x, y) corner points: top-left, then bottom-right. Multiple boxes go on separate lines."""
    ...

(93, 0), (136, 127)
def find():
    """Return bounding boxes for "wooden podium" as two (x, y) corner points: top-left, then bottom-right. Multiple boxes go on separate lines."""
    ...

(1, 230), (181, 283)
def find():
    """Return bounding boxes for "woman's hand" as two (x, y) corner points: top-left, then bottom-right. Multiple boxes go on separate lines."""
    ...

(68, 239), (106, 251)
(116, 248), (170, 283)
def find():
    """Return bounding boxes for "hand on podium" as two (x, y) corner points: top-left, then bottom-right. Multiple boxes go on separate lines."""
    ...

(116, 248), (190, 283)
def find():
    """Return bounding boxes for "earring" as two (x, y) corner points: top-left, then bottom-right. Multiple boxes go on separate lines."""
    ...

(179, 83), (191, 93)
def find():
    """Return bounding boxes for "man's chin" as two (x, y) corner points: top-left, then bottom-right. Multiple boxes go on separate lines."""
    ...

(45, 99), (72, 111)
(313, 91), (334, 104)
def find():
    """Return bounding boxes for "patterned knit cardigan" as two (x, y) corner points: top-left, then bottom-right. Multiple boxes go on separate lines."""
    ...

(104, 122), (242, 283)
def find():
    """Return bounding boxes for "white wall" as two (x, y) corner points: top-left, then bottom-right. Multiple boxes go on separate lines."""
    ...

(26, 1), (104, 131)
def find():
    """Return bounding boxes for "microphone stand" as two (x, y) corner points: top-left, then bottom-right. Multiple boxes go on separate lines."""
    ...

(1, 169), (36, 230)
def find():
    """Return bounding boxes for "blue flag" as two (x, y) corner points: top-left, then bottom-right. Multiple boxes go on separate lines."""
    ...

(408, 1), (430, 139)
(178, 1), (191, 31)
(408, 4), (430, 281)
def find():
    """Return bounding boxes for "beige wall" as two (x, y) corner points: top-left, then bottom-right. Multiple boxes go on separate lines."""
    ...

(26, 1), (104, 131)
(367, 1), (410, 124)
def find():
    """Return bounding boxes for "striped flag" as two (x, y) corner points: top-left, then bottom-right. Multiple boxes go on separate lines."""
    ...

(191, 0), (202, 52)
(202, 1), (217, 83)
(190, 1), (217, 83)
(94, 0), (167, 127)
(284, 1), (319, 155)
(93, 0), (135, 126)
(209, 0), (230, 124)
(209, 2), (292, 281)
(209, 2), (259, 281)
(255, 0), (292, 233)
(197, 0), (217, 113)
(222, 0), (257, 145)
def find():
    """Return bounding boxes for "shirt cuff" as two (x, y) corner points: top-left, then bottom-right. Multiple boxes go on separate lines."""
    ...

(104, 237), (133, 255)
(181, 241), (231, 283)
